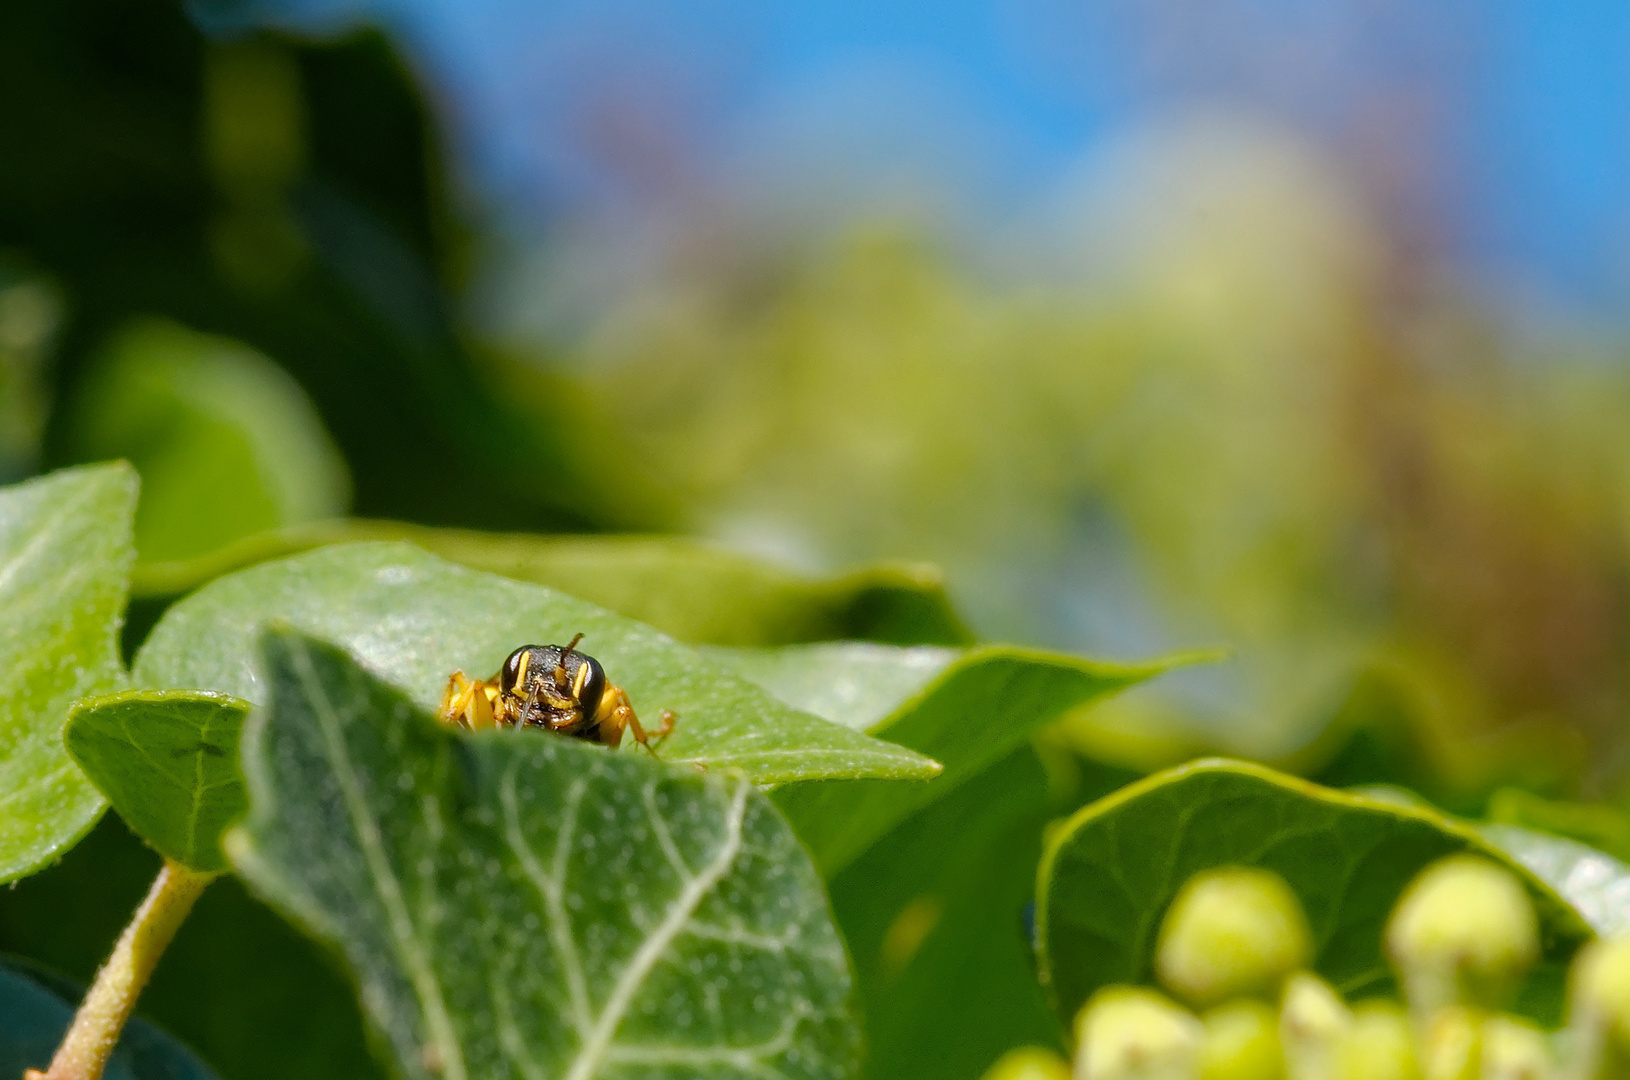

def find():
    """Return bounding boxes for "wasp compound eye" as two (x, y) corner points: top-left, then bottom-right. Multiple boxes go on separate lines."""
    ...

(498, 645), (537, 696)
(562, 647), (607, 716)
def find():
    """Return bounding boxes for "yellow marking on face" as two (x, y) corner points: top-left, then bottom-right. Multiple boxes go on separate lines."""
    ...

(571, 660), (591, 700)
(512, 649), (531, 688)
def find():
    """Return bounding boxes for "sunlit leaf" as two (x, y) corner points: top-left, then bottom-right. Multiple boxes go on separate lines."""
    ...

(1037, 760), (1596, 1029)
(227, 627), (861, 1080)
(1480, 822), (1630, 938)
(64, 690), (250, 873)
(131, 522), (971, 647)
(0, 462), (136, 882)
(715, 642), (1186, 1078)
(724, 642), (1182, 875)
(0, 958), (218, 1080)
(134, 542), (937, 785)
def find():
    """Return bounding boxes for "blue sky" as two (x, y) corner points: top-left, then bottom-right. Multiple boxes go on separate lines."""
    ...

(223, 0), (1630, 318)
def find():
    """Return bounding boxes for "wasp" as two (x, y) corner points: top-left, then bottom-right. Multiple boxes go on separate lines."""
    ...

(438, 635), (676, 754)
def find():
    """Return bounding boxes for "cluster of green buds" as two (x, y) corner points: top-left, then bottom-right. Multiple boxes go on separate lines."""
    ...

(986, 857), (1630, 1080)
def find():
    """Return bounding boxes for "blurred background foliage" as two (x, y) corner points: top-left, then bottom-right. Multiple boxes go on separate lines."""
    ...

(7, 0), (1630, 1076)
(7, 0), (1630, 808)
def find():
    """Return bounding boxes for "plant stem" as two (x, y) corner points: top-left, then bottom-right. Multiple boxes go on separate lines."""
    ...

(26, 859), (214, 1080)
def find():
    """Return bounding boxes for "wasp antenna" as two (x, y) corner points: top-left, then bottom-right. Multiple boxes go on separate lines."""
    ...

(564, 632), (584, 654)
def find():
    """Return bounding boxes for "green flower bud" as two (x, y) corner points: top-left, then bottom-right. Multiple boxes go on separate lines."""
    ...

(1385, 856), (1539, 1014)
(1199, 1000), (1282, 1080)
(1280, 972), (1350, 1080)
(1419, 1006), (1481, 1080)
(1075, 986), (1203, 1080)
(1156, 867), (1313, 1009)
(1479, 1015), (1554, 1080)
(982, 1047), (1073, 1080)
(1335, 1001), (1419, 1080)
(1567, 935), (1630, 1079)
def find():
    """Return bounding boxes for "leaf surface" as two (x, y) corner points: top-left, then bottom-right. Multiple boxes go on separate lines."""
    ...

(726, 642), (1179, 874)
(64, 690), (250, 872)
(1479, 822), (1630, 937)
(132, 523), (972, 646)
(228, 628), (860, 1080)
(0, 462), (137, 881)
(134, 542), (937, 785)
(0, 958), (219, 1080)
(1037, 759), (1596, 1028)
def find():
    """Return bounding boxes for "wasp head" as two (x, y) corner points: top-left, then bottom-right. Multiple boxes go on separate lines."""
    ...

(498, 637), (607, 732)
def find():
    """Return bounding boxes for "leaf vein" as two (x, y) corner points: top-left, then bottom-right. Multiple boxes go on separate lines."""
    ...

(501, 766), (594, 1038)
(562, 778), (753, 1080)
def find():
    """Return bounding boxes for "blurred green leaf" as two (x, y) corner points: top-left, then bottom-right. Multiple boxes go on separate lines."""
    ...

(228, 627), (861, 1080)
(0, 462), (136, 882)
(829, 746), (1064, 1080)
(1486, 788), (1630, 864)
(134, 542), (937, 785)
(1037, 760), (1596, 1029)
(0, 812), (388, 1080)
(1479, 822), (1630, 937)
(64, 690), (250, 873)
(0, 957), (219, 1080)
(131, 521), (973, 646)
(731, 642), (1184, 875)
(66, 319), (349, 563)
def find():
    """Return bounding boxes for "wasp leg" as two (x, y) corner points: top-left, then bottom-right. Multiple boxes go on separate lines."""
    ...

(622, 703), (677, 757)
(439, 672), (500, 730)
(439, 672), (476, 729)
(591, 686), (677, 756)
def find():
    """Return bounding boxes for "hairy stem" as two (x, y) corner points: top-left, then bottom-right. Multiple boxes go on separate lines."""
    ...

(26, 859), (214, 1080)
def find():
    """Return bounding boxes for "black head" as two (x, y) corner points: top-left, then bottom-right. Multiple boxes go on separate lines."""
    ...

(498, 639), (606, 723)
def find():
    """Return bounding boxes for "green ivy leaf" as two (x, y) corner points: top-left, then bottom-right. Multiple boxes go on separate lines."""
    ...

(63, 690), (250, 873)
(227, 627), (861, 1080)
(131, 523), (971, 647)
(715, 643), (1184, 1079)
(1479, 822), (1630, 937)
(0, 462), (137, 882)
(1037, 759), (1596, 1029)
(134, 542), (937, 785)
(65, 319), (349, 563)
(0, 957), (219, 1080)
(722, 642), (1180, 875)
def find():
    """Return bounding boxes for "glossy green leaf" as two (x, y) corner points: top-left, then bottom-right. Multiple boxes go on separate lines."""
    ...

(64, 690), (250, 872)
(66, 319), (349, 563)
(1037, 760), (1596, 1029)
(717, 643), (1184, 1077)
(728, 642), (1182, 875)
(131, 521), (971, 646)
(0, 462), (137, 882)
(228, 627), (861, 1080)
(134, 542), (937, 785)
(1479, 822), (1630, 937)
(0, 957), (219, 1080)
